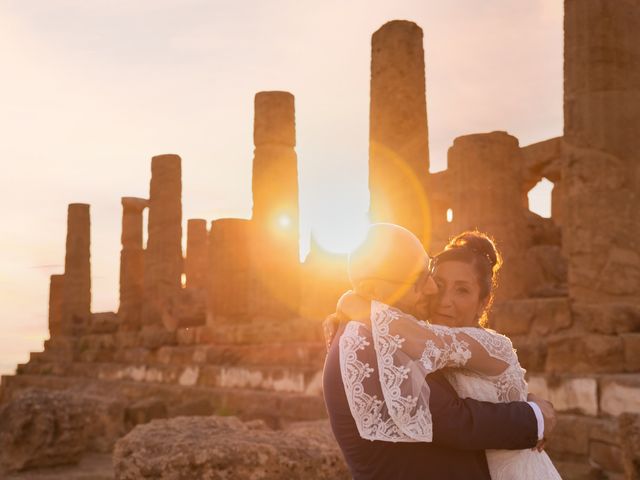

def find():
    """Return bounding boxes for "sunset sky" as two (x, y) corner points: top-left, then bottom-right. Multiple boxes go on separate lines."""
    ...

(0, 0), (563, 375)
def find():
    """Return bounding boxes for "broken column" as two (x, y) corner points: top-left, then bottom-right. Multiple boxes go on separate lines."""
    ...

(118, 197), (148, 329)
(61, 203), (91, 334)
(142, 154), (183, 326)
(208, 219), (252, 321)
(250, 91), (300, 318)
(185, 219), (208, 291)
(48, 274), (64, 337)
(563, 0), (640, 305)
(446, 131), (530, 300)
(369, 20), (430, 244)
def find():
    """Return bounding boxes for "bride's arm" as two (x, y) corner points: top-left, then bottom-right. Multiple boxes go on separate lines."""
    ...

(338, 293), (510, 377)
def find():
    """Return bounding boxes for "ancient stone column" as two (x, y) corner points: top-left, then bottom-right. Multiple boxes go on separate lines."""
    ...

(48, 274), (64, 336)
(250, 91), (300, 318)
(208, 219), (252, 320)
(143, 154), (183, 326)
(118, 197), (148, 329)
(563, 0), (640, 305)
(369, 20), (431, 244)
(446, 132), (530, 300)
(185, 219), (208, 290)
(61, 203), (91, 334)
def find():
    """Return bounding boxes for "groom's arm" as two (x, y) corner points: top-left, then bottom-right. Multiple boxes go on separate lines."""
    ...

(427, 372), (539, 451)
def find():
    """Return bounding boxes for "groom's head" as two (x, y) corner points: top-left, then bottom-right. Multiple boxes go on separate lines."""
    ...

(348, 223), (437, 318)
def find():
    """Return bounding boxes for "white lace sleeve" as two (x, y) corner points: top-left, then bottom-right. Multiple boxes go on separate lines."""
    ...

(339, 301), (522, 442)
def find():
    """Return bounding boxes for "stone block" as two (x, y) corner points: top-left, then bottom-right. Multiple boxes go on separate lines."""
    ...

(531, 297), (572, 335)
(622, 333), (640, 372)
(527, 375), (598, 415)
(600, 375), (640, 416)
(113, 347), (153, 364)
(169, 399), (214, 417)
(490, 299), (536, 336)
(553, 461), (601, 480)
(513, 339), (547, 373)
(618, 413), (640, 480)
(175, 327), (197, 346)
(574, 303), (640, 335)
(590, 441), (624, 473)
(139, 327), (176, 350)
(125, 397), (167, 429)
(112, 416), (348, 480)
(546, 334), (624, 373)
(89, 312), (120, 334)
(546, 414), (590, 456)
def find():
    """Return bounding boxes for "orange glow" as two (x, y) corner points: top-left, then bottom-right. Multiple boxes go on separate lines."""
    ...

(277, 214), (292, 229)
(313, 214), (370, 255)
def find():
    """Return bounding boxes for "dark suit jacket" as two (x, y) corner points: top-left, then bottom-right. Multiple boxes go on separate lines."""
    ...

(323, 323), (538, 480)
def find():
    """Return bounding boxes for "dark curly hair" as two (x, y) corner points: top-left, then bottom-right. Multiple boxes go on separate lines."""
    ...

(433, 231), (502, 327)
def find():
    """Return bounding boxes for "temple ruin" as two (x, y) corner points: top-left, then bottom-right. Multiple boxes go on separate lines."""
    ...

(1, 1), (639, 478)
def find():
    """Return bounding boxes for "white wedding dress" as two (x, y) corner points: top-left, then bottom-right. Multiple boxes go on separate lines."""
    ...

(339, 301), (561, 479)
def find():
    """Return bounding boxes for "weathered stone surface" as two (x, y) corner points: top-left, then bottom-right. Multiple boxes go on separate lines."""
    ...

(250, 91), (300, 318)
(563, 0), (640, 304)
(443, 132), (530, 300)
(546, 414), (590, 456)
(623, 333), (640, 372)
(0, 390), (89, 472)
(185, 219), (208, 290)
(125, 397), (167, 428)
(0, 389), (125, 473)
(143, 154), (183, 326)
(62, 203), (91, 335)
(198, 364), (322, 395)
(590, 440), (624, 473)
(369, 20), (430, 243)
(119, 197), (147, 330)
(553, 461), (601, 480)
(524, 244), (568, 298)
(527, 375), (598, 416)
(163, 287), (206, 331)
(491, 297), (571, 337)
(600, 375), (640, 416)
(573, 303), (640, 335)
(88, 312), (119, 334)
(619, 413), (640, 480)
(208, 218), (252, 320)
(113, 416), (348, 480)
(138, 326), (176, 350)
(48, 274), (64, 336)
(546, 334), (624, 373)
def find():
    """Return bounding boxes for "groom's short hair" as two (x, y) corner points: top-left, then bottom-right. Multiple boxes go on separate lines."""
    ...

(348, 223), (429, 288)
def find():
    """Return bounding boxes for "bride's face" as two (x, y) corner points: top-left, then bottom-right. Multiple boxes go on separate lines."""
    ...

(430, 260), (487, 327)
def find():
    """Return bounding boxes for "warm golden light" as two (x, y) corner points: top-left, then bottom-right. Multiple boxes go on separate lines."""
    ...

(313, 214), (370, 255)
(277, 214), (292, 229)
(446, 208), (453, 223)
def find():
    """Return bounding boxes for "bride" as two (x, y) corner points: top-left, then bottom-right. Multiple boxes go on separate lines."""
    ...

(333, 229), (561, 479)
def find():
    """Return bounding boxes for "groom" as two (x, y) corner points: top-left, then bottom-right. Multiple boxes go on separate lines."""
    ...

(322, 223), (555, 480)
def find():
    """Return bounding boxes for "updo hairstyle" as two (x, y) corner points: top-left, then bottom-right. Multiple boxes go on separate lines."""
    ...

(433, 231), (502, 327)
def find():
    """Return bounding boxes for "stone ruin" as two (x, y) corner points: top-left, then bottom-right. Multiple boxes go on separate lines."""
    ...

(1, 1), (639, 479)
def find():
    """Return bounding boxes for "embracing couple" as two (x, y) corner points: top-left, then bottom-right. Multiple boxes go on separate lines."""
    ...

(322, 223), (562, 479)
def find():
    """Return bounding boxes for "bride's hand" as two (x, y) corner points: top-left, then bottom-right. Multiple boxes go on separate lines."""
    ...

(337, 291), (372, 321)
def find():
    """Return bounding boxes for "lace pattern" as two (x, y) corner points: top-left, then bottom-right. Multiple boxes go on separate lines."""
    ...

(339, 301), (529, 443)
(339, 321), (415, 441)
